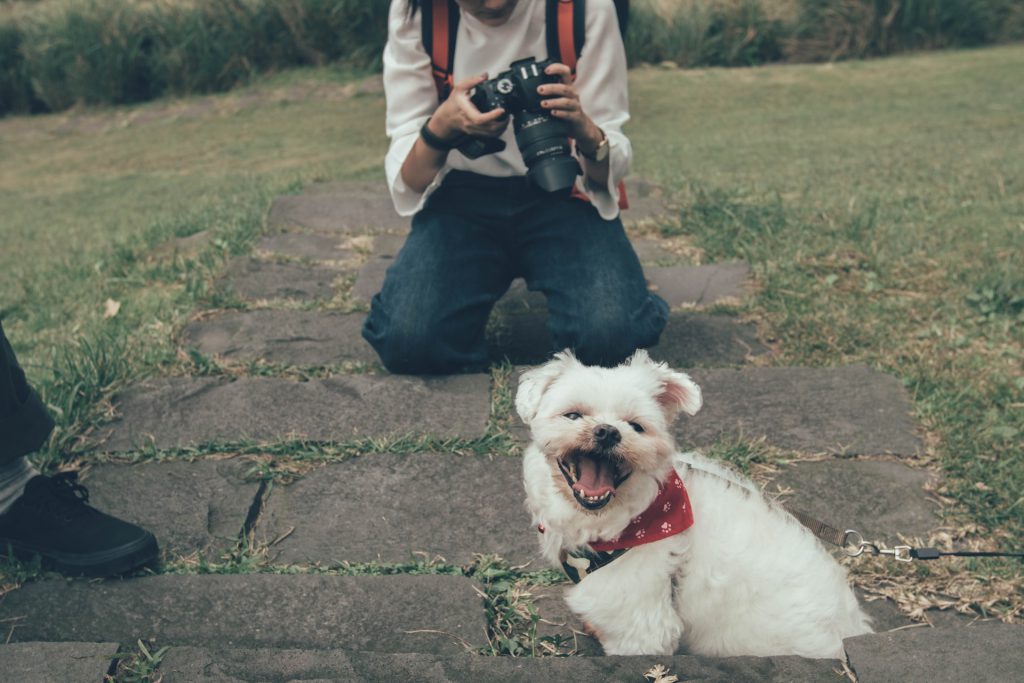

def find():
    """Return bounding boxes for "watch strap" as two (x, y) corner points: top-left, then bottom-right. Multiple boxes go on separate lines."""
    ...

(578, 130), (608, 162)
(420, 117), (463, 151)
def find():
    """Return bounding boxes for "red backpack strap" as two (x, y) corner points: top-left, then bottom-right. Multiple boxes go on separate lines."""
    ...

(546, 0), (586, 74)
(422, 0), (459, 101)
(549, 0), (629, 211)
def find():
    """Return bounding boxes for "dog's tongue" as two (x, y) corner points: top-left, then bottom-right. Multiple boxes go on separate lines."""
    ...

(572, 454), (616, 497)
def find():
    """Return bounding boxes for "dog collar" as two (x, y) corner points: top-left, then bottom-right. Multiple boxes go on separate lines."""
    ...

(542, 470), (695, 584)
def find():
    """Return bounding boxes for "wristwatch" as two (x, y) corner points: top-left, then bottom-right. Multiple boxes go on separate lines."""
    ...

(578, 130), (609, 163)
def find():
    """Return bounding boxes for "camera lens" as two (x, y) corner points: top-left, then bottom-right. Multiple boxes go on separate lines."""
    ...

(513, 111), (580, 193)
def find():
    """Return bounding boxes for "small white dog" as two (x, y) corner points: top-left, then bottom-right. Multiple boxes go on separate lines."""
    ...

(516, 350), (872, 658)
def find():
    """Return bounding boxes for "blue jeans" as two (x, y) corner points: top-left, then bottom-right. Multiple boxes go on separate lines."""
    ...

(362, 171), (669, 374)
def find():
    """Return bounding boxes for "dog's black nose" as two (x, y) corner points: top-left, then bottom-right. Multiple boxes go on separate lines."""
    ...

(593, 424), (621, 447)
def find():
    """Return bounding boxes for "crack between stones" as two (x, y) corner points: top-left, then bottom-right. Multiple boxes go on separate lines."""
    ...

(241, 479), (270, 540)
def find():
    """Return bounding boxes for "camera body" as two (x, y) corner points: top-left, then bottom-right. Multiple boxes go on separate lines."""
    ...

(458, 57), (581, 193)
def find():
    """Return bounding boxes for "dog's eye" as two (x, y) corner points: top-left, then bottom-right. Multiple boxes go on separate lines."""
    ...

(563, 411), (582, 420)
(629, 422), (645, 433)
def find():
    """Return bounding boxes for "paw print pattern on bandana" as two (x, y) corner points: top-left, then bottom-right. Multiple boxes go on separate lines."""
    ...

(588, 470), (694, 553)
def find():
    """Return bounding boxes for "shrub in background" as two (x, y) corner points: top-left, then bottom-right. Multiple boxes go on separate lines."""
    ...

(627, 0), (789, 67)
(1, 0), (390, 115)
(0, 0), (1021, 116)
(789, 0), (1024, 61)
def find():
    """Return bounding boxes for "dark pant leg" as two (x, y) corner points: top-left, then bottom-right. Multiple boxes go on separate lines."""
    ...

(0, 321), (54, 464)
(516, 197), (668, 367)
(362, 194), (515, 375)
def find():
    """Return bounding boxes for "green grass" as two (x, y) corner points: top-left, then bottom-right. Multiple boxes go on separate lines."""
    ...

(0, 43), (1021, 634)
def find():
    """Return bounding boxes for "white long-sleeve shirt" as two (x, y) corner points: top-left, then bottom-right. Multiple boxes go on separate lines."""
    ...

(382, 0), (632, 219)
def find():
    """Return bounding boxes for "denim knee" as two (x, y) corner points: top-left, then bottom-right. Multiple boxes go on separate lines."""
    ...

(362, 307), (488, 375)
(560, 296), (668, 367)
(364, 315), (437, 375)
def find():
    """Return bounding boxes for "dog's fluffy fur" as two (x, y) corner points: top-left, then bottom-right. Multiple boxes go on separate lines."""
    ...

(516, 350), (872, 658)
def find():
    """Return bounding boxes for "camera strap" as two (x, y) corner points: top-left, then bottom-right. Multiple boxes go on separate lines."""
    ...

(422, 0), (630, 210)
(422, 0), (460, 101)
(423, 0), (598, 101)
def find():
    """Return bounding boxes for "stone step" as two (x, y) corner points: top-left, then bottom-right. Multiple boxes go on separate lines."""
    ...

(490, 311), (765, 367)
(83, 459), (259, 561)
(0, 575), (485, 655)
(265, 177), (673, 238)
(0, 642), (121, 683)
(768, 459), (939, 540)
(844, 622), (1024, 683)
(221, 258), (348, 302)
(267, 182), (411, 235)
(182, 310), (764, 369)
(645, 261), (750, 308)
(253, 453), (533, 567)
(677, 365), (922, 455)
(156, 648), (839, 682)
(253, 232), (357, 263)
(182, 310), (379, 366)
(98, 374), (491, 452)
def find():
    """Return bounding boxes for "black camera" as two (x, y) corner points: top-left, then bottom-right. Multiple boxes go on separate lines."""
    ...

(458, 57), (581, 193)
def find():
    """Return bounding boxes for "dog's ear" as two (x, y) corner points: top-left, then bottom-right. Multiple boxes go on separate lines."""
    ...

(657, 370), (702, 417)
(515, 350), (580, 424)
(628, 349), (703, 417)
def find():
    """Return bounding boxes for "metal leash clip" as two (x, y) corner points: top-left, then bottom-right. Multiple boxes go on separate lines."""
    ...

(842, 530), (914, 562)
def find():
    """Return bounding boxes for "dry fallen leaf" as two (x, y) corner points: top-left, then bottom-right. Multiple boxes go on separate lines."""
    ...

(103, 298), (121, 319)
(644, 663), (680, 683)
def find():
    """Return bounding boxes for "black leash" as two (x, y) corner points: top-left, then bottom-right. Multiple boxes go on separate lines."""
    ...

(785, 504), (1024, 562)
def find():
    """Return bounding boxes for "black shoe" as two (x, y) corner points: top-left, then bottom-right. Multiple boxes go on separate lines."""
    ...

(0, 472), (159, 577)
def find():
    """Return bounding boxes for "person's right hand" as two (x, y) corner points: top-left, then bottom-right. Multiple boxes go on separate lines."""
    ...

(428, 73), (509, 141)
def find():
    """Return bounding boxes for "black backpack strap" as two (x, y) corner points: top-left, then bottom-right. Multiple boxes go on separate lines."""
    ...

(422, 0), (460, 101)
(546, 0), (586, 73)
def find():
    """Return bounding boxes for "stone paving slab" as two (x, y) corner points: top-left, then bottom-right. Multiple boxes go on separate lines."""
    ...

(677, 365), (922, 455)
(0, 642), (120, 683)
(266, 177), (667, 238)
(255, 453), (535, 566)
(489, 312), (765, 367)
(182, 310), (378, 366)
(254, 232), (356, 263)
(771, 460), (939, 540)
(159, 649), (840, 682)
(646, 261), (750, 308)
(844, 623), (1024, 683)
(350, 234), (409, 303)
(84, 459), (259, 560)
(100, 374), (491, 451)
(222, 258), (348, 301)
(267, 183), (410, 235)
(0, 575), (484, 654)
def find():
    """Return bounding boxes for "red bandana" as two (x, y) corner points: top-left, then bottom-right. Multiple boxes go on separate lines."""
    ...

(588, 470), (694, 552)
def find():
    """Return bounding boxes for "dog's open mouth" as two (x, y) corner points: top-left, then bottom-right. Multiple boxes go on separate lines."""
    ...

(557, 450), (632, 511)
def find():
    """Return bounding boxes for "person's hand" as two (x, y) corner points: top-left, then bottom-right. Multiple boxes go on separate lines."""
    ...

(538, 63), (603, 153)
(428, 73), (509, 141)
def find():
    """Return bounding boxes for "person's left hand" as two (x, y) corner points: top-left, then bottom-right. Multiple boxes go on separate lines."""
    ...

(538, 63), (603, 153)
